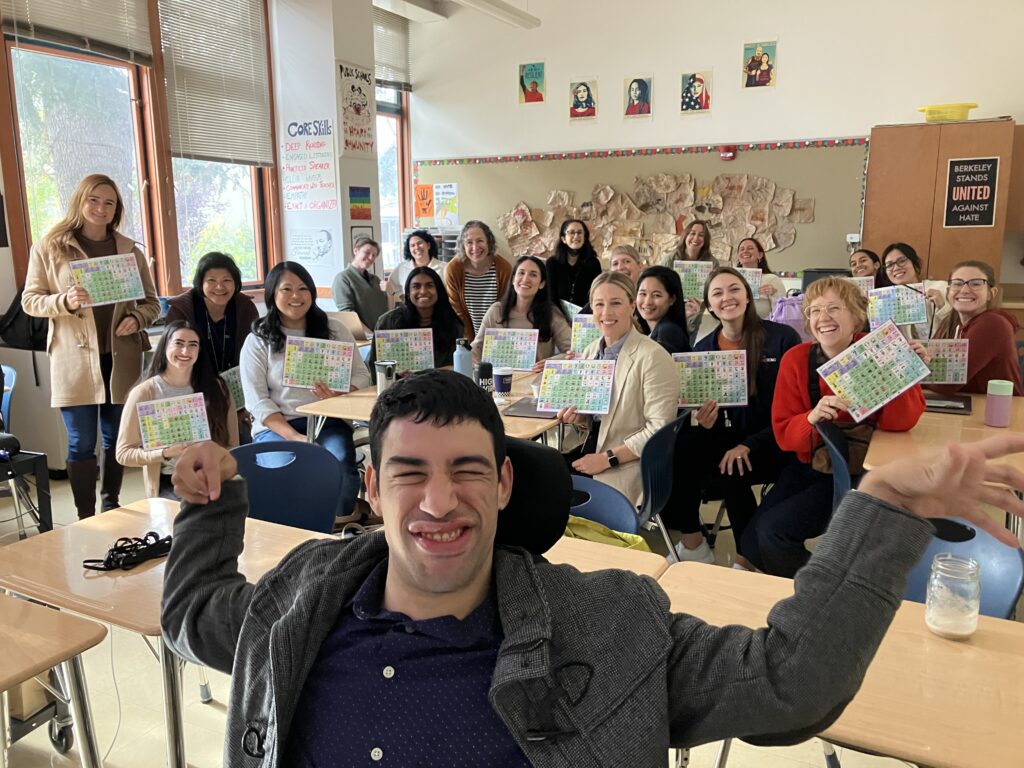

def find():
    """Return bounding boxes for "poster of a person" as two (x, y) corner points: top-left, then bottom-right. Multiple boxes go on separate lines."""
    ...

(680, 71), (712, 113)
(519, 62), (545, 103)
(742, 41), (777, 88)
(624, 76), (652, 118)
(569, 80), (597, 120)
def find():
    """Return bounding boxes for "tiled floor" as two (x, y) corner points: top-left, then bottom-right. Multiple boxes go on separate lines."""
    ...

(0, 468), (1006, 766)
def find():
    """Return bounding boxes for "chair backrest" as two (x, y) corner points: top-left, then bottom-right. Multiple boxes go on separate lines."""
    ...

(1, 364), (16, 431)
(814, 422), (851, 513)
(638, 413), (689, 526)
(570, 475), (639, 535)
(904, 518), (1024, 619)
(328, 311), (368, 341)
(497, 438), (572, 554)
(230, 441), (342, 533)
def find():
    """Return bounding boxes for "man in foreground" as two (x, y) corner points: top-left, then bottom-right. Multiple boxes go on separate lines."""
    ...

(162, 369), (1024, 767)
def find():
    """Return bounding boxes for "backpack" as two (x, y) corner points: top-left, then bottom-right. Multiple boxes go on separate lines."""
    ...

(0, 288), (47, 351)
(767, 294), (812, 342)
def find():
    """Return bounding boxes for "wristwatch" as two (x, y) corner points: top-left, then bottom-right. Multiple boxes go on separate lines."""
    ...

(605, 449), (619, 467)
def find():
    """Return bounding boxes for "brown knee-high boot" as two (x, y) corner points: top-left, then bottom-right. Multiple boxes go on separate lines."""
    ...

(66, 458), (98, 520)
(100, 450), (124, 511)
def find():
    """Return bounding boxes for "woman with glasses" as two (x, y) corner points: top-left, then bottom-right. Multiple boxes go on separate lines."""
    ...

(928, 261), (1023, 396)
(742, 277), (926, 577)
(545, 219), (603, 308)
(881, 243), (949, 337)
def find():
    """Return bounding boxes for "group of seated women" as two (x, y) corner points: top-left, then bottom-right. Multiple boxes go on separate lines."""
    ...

(116, 218), (1022, 570)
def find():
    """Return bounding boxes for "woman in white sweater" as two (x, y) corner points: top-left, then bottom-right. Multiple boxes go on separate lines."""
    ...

(241, 261), (370, 518)
(117, 321), (238, 498)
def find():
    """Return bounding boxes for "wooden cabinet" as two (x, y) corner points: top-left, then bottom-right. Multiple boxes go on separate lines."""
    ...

(862, 118), (1016, 281)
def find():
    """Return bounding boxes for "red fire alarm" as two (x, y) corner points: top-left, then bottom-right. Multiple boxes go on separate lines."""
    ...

(718, 145), (738, 161)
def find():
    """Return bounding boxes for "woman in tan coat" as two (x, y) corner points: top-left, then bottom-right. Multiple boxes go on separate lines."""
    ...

(556, 271), (679, 505)
(22, 173), (159, 518)
(117, 321), (237, 498)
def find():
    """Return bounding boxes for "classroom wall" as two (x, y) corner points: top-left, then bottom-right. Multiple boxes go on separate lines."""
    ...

(409, 0), (1024, 160)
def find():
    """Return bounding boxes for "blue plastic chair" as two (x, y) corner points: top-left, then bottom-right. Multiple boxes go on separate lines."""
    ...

(570, 475), (639, 535)
(904, 518), (1024, 618)
(1, 364), (15, 431)
(639, 413), (691, 562)
(230, 441), (342, 533)
(815, 422), (852, 513)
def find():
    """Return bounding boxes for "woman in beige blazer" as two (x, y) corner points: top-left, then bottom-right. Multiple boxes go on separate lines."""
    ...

(117, 321), (238, 498)
(557, 271), (679, 505)
(22, 173), (159, 518)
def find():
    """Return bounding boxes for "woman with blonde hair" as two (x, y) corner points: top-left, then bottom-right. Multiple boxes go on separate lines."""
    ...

(22, 173), (159, 518)
(556, 271), (678, 504)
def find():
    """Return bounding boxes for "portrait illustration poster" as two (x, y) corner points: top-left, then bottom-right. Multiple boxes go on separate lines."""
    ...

(742, 41), (777, 88)
(680, 71), (713, 114)
(569, 79), (597, 121)
(624, 76), (652, 118)
(518, 62), (545, 104)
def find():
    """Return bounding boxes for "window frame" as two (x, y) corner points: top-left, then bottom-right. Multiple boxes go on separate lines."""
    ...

(0, 8), (281, 296)
(374, 86), (412, 250)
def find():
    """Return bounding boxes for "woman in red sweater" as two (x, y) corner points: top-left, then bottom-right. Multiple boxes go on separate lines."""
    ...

(928, 260), (1023, 396)
(742, 277), (926, 577)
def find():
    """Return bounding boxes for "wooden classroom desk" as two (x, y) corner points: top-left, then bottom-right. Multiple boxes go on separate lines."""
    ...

(0, 499), (329, 768)
(296, 371), (558, 442)
(0, 594), (107, 768)
(658, 562), (1024, 768)
(545, 536), (668, 579)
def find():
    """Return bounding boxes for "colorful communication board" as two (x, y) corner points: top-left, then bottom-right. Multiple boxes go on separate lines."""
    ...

(673, 260), (714, 300)
(374, 328), (434, 373)
(136, 393), (210, 451)
(845, 275), (875, 296)
(481, 328), (539, 370)
(673, 350), (748, 408)
(737, 267), (762, 295)
(283, 337), (355, 391)
(923, 339), (970, 385)
(570, 314), (601, 353)
(220, 366), (245, 410)
(537, 359), (616, 415)
(816, 320), (929, 422)
(70, 253), (146, 307)
(867, 283), (928, 329)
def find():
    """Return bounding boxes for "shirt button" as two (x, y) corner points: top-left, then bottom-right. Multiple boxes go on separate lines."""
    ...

(371, 747), (384, 761)
(404, 625), (415, 634)
(382, 665), (395, 679)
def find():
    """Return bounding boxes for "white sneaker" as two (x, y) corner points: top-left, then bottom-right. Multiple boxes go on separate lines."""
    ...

(673, 539), (715, 564)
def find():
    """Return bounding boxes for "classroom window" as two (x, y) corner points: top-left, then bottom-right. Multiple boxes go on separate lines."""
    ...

(376, 112), (401, 268)
(8, 44), (148, 248)
(172, 158), (261, 283)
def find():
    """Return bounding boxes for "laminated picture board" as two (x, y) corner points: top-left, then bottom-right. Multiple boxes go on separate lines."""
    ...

(481, 328), (539, 370)
(283, 337), (355, 391)
(70, 253), (145, 307)
(537, 359), (615, 415)
(867, 284), (928, 329)
(374, 328), (434, 373)
(673, 260), (714, 300)
(570, 314), (601, 353)
(673, 350), (748, 408)
(220, 366), (245, 410)
(136, 393), (210, 451)
(923, 339), (970, 385)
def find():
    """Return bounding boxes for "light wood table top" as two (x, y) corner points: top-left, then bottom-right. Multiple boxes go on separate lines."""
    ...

(545, 537), (668, 579)
(658, 562), (1024, 768)
(0, 593), (107, 691)
(296, 372), (558, 441)
(864, 394), (1024, 472)
(0, 500), (329, 635)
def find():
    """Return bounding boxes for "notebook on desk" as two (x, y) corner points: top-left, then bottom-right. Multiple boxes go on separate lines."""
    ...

(924, 393), (972, 415)
(502, 396), (553, 420)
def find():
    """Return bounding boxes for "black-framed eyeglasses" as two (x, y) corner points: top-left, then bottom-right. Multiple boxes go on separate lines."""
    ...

(884, 255), (910, 271)
(949, 278), (991, 290)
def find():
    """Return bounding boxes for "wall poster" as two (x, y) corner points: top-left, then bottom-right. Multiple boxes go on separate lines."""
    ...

(338, 62), (376, 157)
(944, 157), (998, 228)
(742, 41), (777, 88)
(518, 62), (545, 103)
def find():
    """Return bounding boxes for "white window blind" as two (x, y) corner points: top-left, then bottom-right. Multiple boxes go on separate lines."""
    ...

(373, 7), (410, 90)
(158, 0), (274, 166)
(1, 0), (152, 64)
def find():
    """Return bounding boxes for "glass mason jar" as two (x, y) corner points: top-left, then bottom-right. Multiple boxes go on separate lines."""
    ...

(924, 554), (981, 640)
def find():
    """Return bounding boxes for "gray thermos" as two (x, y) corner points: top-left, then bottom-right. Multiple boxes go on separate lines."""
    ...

(375, 360), (397, 394)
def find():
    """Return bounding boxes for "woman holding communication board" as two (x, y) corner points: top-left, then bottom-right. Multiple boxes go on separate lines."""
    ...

(22, 173), (159, 519)
(117, 321), (238, 499)
(556, 271), (678, 505)
(472, 256), (571, 370)
(240, 261), (370, 518)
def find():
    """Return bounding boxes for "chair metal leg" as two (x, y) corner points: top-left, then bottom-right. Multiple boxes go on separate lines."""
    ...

(821, 740), (841, 768)
(654, 513), (680, 563)
(60, 654), (104, 767)
(197, 666), (212, 703)
(713, 738), (732, 768)
(159, 640), (186, 768)
(6, 479), (26, 541)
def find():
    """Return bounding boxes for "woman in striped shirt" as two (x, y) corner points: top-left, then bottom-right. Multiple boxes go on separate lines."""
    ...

(444, 220), (512, 342)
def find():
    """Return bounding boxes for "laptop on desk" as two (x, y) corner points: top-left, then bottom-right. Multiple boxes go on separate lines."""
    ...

(924, 393), (972, 415)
